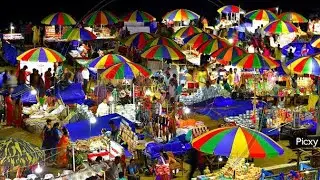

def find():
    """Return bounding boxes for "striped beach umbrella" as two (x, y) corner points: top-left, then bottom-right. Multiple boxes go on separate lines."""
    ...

(173, 26), (202, 39)
(286, 54), (320, 76)
(141, 45), (185, 60)
(123, 32), (153, 50)
(163, 9), (200, 21)
(88, 54), (131, 69)
(232, 53), (279, 69)
(263, 20), (298, 34)
(144, 37), (181, 50)
(17, 47), (65, 62)
(101, 62), (151, 79)
(278, 12), (308, 23)
(41, 12), (76, 25)
(62, 28), (97, 41)
(311, 36), (320, 49)
(245, 9), (278, 21)
(183, 33), (216, 49)
(211, 46), (247, 65)
(123, 10), (156, 23)
(84, 11), (119, 26)
(197, 39), (229, 55)
(192, 126), (284, 158)
(217, 5), (244, 14)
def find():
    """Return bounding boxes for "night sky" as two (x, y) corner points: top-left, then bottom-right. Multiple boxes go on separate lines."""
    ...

(1, 0), (317, 28)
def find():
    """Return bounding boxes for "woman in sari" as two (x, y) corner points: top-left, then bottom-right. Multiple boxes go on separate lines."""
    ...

(5, 93), (13, 126)
(56, 127), (70, 168)
(13, 97), (23, 128)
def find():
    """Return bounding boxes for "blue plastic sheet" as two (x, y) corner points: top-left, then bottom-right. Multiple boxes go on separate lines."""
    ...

(300, 119), (317, 134)
(0, 72), (4, 88)
(196, 96), (265, 120)
(261, 128), (280, 137)
(65, 113), (136, 142)
(2, 41), (18, 66)
(145, 140), (192, 160)
(55, 83), (85, 104)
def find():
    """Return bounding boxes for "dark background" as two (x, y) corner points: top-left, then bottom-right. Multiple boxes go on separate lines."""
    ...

(1, 0), (318, 29)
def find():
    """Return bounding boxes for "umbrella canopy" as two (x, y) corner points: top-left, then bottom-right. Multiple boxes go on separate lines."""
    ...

(217, 5), (244, 14)
(41, 12), (76, 25)
(17, 47), (65, 62)
(183, 33), (216, 49)
(192, 126), (284, 158)
(163, 9), (200, 21)
(123, 32), (153, 50)
(0, 138), (44, 167)
(123, 10), (156, 23)
(263, 20), (298, 34)
(232, 53), (279, 69)
(101, 62), (151, 79)
(211, 46), (247, 65)
(244, 9), (278, 21)
(88, 54), (131, 69)
(144, 37), (181, 50)
(141, 45), (186, 60)
(197, 39), (229, 55)
(84, 10), (119, 26)
(62, 28), (97, 41)
(286, 54), (320, 76)
(274, 60), (290, 76)
(173, 26), (202, 39)
(311, 36), (320, 49)
(278, 12), (308, 23)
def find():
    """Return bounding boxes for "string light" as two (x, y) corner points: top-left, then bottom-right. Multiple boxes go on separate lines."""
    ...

(31, 89), (37, 95)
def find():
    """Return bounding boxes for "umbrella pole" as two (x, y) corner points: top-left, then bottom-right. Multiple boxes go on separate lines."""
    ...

(72, 143), (76, 172)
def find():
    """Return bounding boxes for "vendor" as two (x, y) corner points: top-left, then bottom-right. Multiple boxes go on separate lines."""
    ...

(96, 99), (110, 117)
(108, 120), (119, 142)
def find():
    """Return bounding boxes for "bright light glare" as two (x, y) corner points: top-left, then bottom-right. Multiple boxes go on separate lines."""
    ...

(31, 89), (37, 95)
(218, 157), (223, 162)
(10, 26), (15, 30)
(109, 96), (114, 102)
(35, 163), (43, 174)
(183, 107), (191, 114)
(145, 89), (151, 96)
(90, 117), (97, 124)
(228, 39), (234, 44)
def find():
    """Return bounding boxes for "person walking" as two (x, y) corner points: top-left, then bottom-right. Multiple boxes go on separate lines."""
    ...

(56, 127), (70, 168)
(50, 122), (61, 163)
(44, 68), (52, 90)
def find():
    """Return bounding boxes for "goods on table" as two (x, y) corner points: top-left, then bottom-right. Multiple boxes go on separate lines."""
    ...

(24, 116), (61, 134)
(200, 158), (262, 180)
(180, 85), (230, 105)
(224, 109), (262, 128)
(115, 104), (140, 124)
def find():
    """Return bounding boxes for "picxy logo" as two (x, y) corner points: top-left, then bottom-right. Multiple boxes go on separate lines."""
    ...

(296, 137), (319, 148)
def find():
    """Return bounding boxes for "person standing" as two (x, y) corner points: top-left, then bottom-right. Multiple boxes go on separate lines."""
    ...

(108, 120), (119, 142)
(4, 91), (13, 126)
(0, 90), (5, 124)
(7, 70), (18, 88)
(44, 68), (52, 90)
(74, 68), (84, 84)
(32, 25), (40, 47)
(13, 97), (22, 128)
(126, 159), (139, 180)
(50, 122), (61, 163)
(56, 127), (70, 168)
(82, 68), (90, 93)
(41, 119), (52, 158)
(18, 65), (28, 85)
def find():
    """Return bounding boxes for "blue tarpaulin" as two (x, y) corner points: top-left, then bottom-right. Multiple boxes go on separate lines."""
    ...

(0, 72), (4, 88)
(55, 83), (85, 104)
(196, 96), (265, 120)
(65, 113), (136, 142)
(282, 42), (319, 57)
(2, 41), (18, 66)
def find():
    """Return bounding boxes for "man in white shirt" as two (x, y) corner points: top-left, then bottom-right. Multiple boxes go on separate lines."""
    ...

(82, 68), (90, 93)
(96, 99), (110, 117)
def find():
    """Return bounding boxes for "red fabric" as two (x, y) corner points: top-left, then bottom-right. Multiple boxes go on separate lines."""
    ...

(5, 96), (13, 126)
(87, 151), (110, 160)
(44, 71), (52, 90)
(14, 101), (22, 127)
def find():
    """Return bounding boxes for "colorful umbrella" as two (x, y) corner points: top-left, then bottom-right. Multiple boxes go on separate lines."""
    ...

(62, 28), (97, 41)
(286, 54), (320, 76)
(123, 10), (156, 23)
(192, 126), (284, 158)
(173, 26), (202, 39)
(88, 54), (131, 69)
(84, 11), (119, 26)
(197, 39), (229, 55)
(217, 5), (244, 14)
(183, 33), (216, 49)
(0, 138), (44, 167)
(141, 45), (186, 60)
(278, 12), (308, 23)
(211, 46), (247, 65)
(101, 62), (151, 79)
(263, 20), (298, 34)
(311, 36), (320, 49)
(144, 37), (181, 50)
(17, 47), (65, 62)
(163, 9), (200, 21)
(41, 12), (76, 25)
(124, 32), (153, 49)
(232, 53), (279, 69)
(244, 9), (278, 21)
